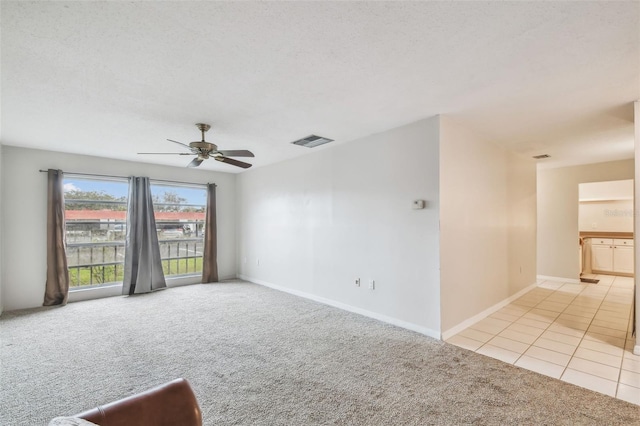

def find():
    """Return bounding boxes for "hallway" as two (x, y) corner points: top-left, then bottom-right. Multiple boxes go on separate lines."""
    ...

(446, 275), (638, 405)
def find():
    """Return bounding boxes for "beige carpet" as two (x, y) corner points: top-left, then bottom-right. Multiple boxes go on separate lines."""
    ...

(1, 281), (638, 425)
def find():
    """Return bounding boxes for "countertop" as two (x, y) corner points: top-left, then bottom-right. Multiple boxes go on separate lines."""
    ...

(579, 231), (633, 239)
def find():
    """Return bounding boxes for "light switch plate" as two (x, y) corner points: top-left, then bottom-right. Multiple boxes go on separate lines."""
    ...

(412, 200), (426, 209)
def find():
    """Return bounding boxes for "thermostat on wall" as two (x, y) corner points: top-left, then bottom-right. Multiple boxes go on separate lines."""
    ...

(412, 200), (426, 210)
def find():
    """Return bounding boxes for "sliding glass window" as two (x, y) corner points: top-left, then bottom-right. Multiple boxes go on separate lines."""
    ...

(150, 183), (206, 278)
(64, 176), (129, 288)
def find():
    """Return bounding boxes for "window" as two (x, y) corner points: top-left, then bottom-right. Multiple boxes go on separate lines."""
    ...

(150, 183), (206, 278)
(63, 177), (206, 289)
(64, 177), (129, 288)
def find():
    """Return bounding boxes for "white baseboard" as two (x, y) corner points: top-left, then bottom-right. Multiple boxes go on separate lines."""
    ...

(441, 281), (538, 341)
(238, 274), (441, 340)
(537, 275), (580, 284)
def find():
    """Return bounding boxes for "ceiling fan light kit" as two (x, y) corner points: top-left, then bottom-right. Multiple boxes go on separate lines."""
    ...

(138, 123), (254, 169)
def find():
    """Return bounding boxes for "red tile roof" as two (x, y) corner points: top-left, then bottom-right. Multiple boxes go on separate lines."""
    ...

(65, 210), (205, 220)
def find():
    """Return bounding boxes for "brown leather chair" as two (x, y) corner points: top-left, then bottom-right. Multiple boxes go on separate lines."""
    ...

(75, 378), (202, 426)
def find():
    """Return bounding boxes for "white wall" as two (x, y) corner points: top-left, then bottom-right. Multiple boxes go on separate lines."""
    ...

(0, 0), (3, 313)
(439, 117), (537, 333)
(0, 143), (3, 314)
(579, 179), (634, 201)
(538, 159), (634, 280)
(1, 146), (237, 311)
(236, 117), (442, 337)
(507, 151), (538, 294)
(634, 100), (639, 355)
(579, 200), (634, 232)
(579, 179), (634, 233)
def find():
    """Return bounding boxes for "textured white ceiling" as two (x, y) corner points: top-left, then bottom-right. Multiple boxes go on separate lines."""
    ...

(1, 1), (638, 172)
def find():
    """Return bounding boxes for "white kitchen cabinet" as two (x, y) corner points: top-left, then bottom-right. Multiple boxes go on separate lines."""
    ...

(590, 238), (634, 275)
(613, 245), (634, 274)
(592, 242), (614, 271)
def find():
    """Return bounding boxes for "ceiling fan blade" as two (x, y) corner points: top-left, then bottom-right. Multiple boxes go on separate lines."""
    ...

(216, 149), (255, 158)
(167, 139), (195, 150)
(137, 152), (194, 155)
(215, 156), (252, 169)
(187, 158), (204, 168)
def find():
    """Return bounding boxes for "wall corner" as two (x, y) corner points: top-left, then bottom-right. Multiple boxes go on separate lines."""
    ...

(634, 101), (639, 350)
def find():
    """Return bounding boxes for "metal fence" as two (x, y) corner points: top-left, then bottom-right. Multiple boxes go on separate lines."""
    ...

(67, 238), (204, 288)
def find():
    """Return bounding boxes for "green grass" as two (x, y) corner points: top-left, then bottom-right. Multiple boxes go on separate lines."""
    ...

(69, 257), (203, 287)
(162, 257), (203, 276)
(69, 265), (124, 287)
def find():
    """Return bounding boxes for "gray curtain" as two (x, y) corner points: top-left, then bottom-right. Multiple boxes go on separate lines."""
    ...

(202, 183), (219, 283)
(44, 169), (70, 306)
(123, 177), (166, 295)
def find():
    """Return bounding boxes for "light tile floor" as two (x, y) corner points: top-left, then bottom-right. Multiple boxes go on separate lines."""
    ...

(446, 274), (639, 406)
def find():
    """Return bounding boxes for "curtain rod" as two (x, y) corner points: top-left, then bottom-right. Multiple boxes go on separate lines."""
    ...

(38, 170), (215, 187)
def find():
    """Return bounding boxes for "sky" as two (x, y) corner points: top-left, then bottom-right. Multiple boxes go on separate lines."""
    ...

(64, 178), (207, 205)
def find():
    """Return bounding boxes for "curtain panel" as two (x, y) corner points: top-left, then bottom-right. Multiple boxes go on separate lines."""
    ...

(122, 177), (167, 295)
(202, 183), (218, 283)
(44, 169), (70, 306)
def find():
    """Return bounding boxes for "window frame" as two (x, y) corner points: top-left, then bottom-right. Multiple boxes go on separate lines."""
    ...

(150, 181), (207, 279)
(63, 175), (129, 291)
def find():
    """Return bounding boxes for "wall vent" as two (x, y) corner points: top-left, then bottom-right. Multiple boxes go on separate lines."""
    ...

(532, 154), (550, 159)
(292, 135), (334, 148)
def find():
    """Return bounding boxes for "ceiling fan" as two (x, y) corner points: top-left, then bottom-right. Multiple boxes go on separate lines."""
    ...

(138, 123), (254, 169)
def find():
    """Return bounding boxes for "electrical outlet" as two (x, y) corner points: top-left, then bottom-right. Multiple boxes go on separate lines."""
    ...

(355, 278), (360, 287)
(369, 279), (375, 290)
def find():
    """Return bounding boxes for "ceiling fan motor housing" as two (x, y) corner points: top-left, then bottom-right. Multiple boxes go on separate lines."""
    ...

(193, 123), (216, 158)
(189, 141), (218, 153)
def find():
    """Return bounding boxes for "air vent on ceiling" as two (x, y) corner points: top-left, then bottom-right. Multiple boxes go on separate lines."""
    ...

(292, 135), (334, 148)
(532, 154), (550, 159)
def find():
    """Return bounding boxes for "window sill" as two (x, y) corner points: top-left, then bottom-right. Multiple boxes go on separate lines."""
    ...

(67, 275), (202, 303)
(69, 283), (122, 293)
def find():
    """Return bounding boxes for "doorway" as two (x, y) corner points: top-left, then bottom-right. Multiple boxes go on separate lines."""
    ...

(578, 179), (634, 281)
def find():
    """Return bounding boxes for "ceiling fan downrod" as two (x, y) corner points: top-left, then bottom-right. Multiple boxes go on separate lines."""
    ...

(196, 123), (211, 142)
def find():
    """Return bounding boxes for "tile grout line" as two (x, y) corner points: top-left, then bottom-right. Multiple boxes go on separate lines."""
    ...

(558, 276), (625, 394)
(510, 283), (577, 366)
(474, 284), (559, 357)
(557, 277), (610, 380)
(513, 280), (629, 375)
(486, 280), (627, 370)
(493, 282), (591, 364)
(511, 280), (589, 368)
(450, 276), (636, 402)
(477, 282), (587, 363)
(470, 290), (549, 350)
(614, 281), (635, 397)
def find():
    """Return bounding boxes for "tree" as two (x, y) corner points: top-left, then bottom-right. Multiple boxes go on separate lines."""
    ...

(64, 190), (127, 211)
(153, 190), (187, 212)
